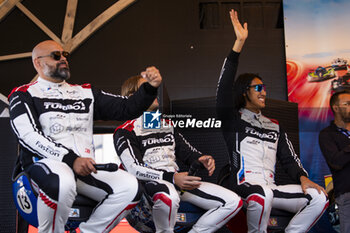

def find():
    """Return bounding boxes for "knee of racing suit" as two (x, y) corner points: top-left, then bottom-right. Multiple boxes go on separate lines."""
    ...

(227, 192), (244, 212)
(306, 188), (329, 212)
(29, 161), (77, 207)
(144, 181), (180, 209)
(245, 186), (273, 232)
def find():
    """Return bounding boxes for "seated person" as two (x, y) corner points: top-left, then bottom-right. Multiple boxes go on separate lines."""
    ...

(216, 10), (329, 233)
(9, 40), (161, 233)
(114, 74), (243, 233)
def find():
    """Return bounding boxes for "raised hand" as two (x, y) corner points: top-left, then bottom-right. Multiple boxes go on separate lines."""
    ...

(230, 9), (248, 52)
(230, 9), (248, 41)
(141, 66), (162, 88)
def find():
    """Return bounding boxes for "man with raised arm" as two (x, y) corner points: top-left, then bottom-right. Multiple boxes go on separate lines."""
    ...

(9, 40), (161, 233)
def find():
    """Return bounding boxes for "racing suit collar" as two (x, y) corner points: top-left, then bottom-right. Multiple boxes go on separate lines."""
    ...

(240, 108), (262, 121)
(37, 76), (66, 89)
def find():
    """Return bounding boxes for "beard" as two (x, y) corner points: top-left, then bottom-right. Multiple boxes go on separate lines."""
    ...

(43, 62), (71, 81)
(339, 110), (350, 123)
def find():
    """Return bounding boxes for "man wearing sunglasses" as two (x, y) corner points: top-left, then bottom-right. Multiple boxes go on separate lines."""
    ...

(216, 10), (328, 233)
(319, 90), (350, 233)
(8, 40), (161, 233)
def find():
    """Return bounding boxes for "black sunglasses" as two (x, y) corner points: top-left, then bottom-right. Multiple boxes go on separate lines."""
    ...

(248, 84), (266, 92)
(37, 51), (70, 61)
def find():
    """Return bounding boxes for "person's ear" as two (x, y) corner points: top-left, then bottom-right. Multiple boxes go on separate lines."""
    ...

(333, 105), (339, 113)
(33, 58), (42, 69)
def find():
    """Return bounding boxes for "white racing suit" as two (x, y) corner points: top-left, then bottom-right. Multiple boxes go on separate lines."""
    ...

(216, 51), (329, 233)
(9, 77), (158, 233)
(114, 116), (243, 233)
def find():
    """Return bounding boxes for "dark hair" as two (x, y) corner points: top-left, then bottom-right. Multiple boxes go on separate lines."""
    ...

(233, 73), (263, 110)
(121, 75), (143, 96)
(330, 90), (350, 113)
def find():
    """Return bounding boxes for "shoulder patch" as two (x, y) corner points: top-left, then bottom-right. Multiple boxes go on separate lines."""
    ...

(81, 83), (91, 89)
(164, 119), (173, 126)
(267, 117), (279, 125)
(8, 82), (37, 99)
(114, 120), (136, 133)
(68, 83), (91, 89)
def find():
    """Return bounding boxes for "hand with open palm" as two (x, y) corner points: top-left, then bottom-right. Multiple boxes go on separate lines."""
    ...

(230, 9), (248, 53)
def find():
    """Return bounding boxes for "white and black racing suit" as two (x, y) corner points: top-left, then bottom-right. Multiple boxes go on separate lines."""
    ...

(216, 50), (328, 233)
(114, 116), (243, 233)
(9, 77), (158, 233)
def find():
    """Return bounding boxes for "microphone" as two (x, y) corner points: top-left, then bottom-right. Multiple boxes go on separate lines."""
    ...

(94, 163), (118, 172)
(188, 160), (205, 176)
(180, 160), (205, 196)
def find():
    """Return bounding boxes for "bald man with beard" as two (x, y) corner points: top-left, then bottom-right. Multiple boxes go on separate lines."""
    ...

(32, 40), (71, 82)
(9, 40), (162, 233)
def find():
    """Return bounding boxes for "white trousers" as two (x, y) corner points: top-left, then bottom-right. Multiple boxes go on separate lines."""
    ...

(143, 179), (243, 233)
(243, 183), (328, 233)
(28, 159), (141, 233)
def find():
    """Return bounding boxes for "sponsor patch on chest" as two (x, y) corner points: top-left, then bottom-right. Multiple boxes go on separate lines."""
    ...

(245, 127), (278, 142)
